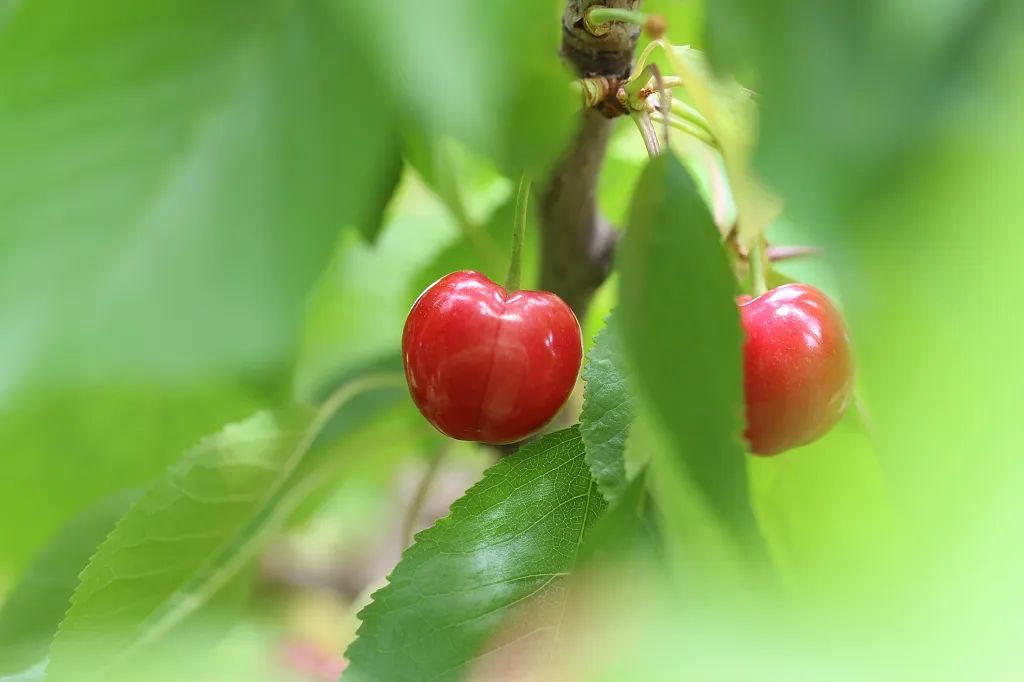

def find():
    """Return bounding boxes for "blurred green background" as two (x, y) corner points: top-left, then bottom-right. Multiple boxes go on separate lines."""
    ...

(2, 0), (1023, 679)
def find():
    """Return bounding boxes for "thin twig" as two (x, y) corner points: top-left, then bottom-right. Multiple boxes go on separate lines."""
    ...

(632, 111), (661, 158)
(649, 112), (716, 147)
(650, 63), (669, 147)
(401, 447), (446, 548)
(766, 244), (823, 262)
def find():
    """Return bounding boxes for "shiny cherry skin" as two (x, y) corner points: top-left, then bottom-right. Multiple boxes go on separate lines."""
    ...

(739, 283), (854, 455)
(402, 270), (583, 444)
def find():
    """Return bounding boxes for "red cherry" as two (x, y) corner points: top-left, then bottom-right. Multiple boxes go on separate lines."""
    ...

(740, 283), (854, 455)
(402, 271), (583, 444)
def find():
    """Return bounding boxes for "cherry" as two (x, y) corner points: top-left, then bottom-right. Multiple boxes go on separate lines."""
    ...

(739, 283), (854, 455)
(402, 270), (583, 444)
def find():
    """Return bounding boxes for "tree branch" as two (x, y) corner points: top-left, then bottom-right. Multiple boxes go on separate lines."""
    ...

(540, 0), (641, 319)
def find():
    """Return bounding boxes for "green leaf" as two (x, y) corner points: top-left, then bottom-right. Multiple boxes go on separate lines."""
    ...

(660, 46), (780, 249)
(401, 130), (509, 239)
(295, 174), (459, 400)
(577, 473), (659, 569)
(0, 492), (136, 675)
(44, 374), (404, 682)
(617, 154), (755, 536)
(0, 382), (261, 574)
(0, 0), (398, 397)
(346, 0), (575, 176)
(345, 426), (607, 681)
(358, 147), (405, 243)
(580, 317), (636, 502)
(748, 410), (892, 588)
(407, 193), (541, 306)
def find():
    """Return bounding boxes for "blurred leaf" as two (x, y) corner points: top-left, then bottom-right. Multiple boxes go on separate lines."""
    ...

(0, 0), (398, 397)
(0, 383), (261, 574)
(0, 492), (136, 675)
(295, 174), (458, 399)
(407, 199), (510, 303)
(345, 0), (576, 177)
(577, 473), (659, 569)
(45, 373), (404, 682)
(401, 130), (509, 236)
(625, 408), (759, 590)
(708, 3), (1024, 673)
(407, 193), (541, 306)
(661, 46), (780, 248)
(748, 410), (892, 591)
(704, 0), (1004, 224)
(580, 316), (635, 502)
(617, 154), (756, 537)
(345, 426), (607, 681)
(359, 148), (404, 243)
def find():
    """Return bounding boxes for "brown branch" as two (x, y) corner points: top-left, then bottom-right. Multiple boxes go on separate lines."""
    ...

(540, 0), (641, 320)
(495, 1), (641, 458)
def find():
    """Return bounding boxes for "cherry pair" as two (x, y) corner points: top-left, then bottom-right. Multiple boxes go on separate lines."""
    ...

(401, 271), (853, 454)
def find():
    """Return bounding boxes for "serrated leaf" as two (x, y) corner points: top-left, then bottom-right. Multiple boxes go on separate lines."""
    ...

(0, 493), (136, 675)
(580, 317), (636, 502)
(345, 426), (606, 681)
(44, 374), (404, 682)
(0, 0), (398, 397)
(0, 381), (263, 575)
(617, 154), (756, 538)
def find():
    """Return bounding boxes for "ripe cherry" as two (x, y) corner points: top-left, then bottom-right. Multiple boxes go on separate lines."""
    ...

(402, 270), (583, 444)
(740, 283), (854, 455)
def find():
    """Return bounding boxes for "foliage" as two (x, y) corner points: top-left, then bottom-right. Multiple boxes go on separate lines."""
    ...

(579, 318), (634, 502)
(0, 0), (1022, 681)
(345, 427), (605, 681)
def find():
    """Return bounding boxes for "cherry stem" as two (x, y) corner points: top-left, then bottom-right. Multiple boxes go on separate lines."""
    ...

(504, 174), (531, 292)
(669, 98), (713, 137)
(650, 112), (716, 147)
(748, 235), (769, 296)
(650, 63), (670, 146)
(632, 111), (661, 159)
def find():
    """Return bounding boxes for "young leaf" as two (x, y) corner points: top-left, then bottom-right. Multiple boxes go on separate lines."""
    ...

(661, 46), (781, 249)
(580, 317), (636, 503)
(44, 374), (404, 682)
(617, 154), (756, 537)
(345, 426), (607, 681)
(0, 0), (399, 396)
(0, 493), (136, 675)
